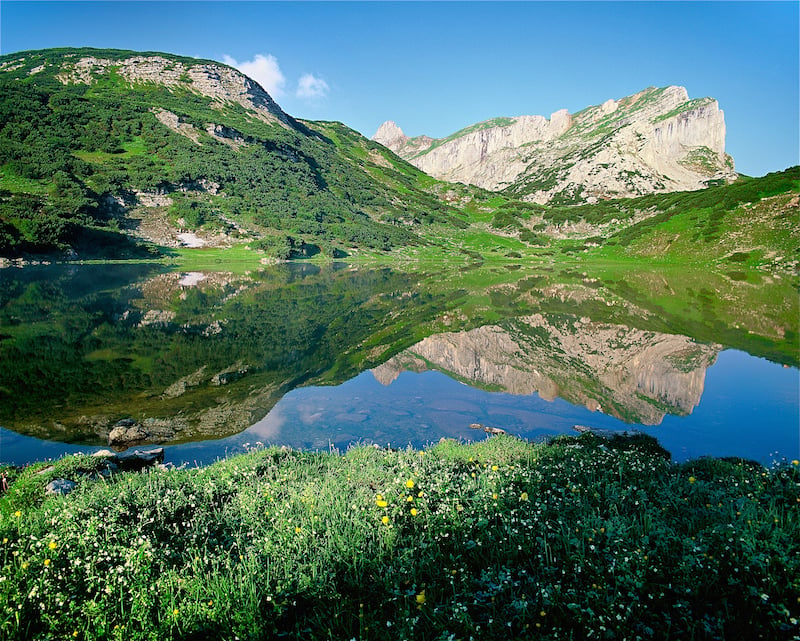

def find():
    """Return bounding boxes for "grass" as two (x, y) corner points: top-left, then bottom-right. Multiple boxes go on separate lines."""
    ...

(1, 435), (798, 640)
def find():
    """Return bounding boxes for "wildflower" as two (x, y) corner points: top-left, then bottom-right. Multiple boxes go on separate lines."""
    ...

(416, 590), (426, 605)
(405, 479), (415, 489)
(295, 527), (302, 534)
(381, 516), (390, 525)
(21, 562), (29, 570)
(792, 460), (799, 466)
(44, 559), (51, 567)
(491, 465), (498, 471)
(13, 511), (21, 518)
(417, 490), (424, 498)
(48, 541), (58, 551)
(492, 493), (498, 500)
(208, 600), (213, 606)
(410, 508), (418, 516)
(520, 492), (529, 502)
(540, 610), (547, 617)
(173, 608), (179, 616)
(406, 495), (413, 502)
(376, 499), (388, 508)
(688, 476), (696, 484)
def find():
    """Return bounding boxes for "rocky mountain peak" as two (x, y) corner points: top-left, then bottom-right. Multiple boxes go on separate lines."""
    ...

(373, 120), (408, 147)
(53, 52), (293, 128)
(374, 85), (736, 204)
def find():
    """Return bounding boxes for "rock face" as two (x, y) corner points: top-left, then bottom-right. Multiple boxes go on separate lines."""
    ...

(56, 54), (293, 128)
(371, 315), (720, 425)
(373, 86), (736, 203)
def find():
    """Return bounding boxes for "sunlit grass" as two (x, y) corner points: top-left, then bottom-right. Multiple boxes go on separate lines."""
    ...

(1, 435), (798, 640)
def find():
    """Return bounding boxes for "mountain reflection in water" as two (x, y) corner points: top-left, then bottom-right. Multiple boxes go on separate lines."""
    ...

(0, 262), (797, 466)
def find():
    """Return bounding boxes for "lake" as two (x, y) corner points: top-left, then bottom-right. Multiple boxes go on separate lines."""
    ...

(1, 261), (797, 467)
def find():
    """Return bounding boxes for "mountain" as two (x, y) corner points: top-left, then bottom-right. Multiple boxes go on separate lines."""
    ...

(0, 48), (468, 258)
(373, 86), (737, 204)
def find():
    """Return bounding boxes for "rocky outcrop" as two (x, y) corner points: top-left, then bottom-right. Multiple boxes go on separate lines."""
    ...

(57, 54), (293, 128)
(373, 86), (736, 203)
(371, 315), (720, 425)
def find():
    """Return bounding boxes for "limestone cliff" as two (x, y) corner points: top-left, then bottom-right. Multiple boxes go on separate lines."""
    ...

(371, 315), (720, 425)
(373, 86), (736, 203)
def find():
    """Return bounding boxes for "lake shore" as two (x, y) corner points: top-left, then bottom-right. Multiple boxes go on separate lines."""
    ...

(1, 433), (798, 640)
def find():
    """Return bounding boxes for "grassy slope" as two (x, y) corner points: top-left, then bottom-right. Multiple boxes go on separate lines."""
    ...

(1, 435), (798, 641)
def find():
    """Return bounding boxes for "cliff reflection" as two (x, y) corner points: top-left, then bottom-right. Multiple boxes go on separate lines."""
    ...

(373, 315), (719, 425)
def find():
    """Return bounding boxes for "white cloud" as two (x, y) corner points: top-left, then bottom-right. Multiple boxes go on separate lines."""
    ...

(222, 54), (286, 97)
(296, 73), (329, 100)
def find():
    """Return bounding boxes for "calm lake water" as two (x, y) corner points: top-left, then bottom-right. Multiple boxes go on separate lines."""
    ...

(1, 262), (797, 466)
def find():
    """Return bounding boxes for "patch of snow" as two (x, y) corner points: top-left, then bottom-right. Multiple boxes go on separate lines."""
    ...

(178, 272), (207, 287)
(178, 233), (205, 248)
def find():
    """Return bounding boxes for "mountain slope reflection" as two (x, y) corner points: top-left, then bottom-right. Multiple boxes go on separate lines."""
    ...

(373, 316), (719, 425)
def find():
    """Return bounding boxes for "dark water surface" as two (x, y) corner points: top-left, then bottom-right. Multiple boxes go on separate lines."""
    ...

(1, 262), (797, 466)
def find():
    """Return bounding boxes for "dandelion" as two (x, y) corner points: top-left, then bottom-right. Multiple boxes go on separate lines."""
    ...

(13, 511), (21, 518)
(173, 608), (179, 616)
(376, 499), (388, 508)
(21, 562), (29, 570)
(520, 492), (529, 502)
(405, 479), (415, 489)
(492, 493), (498, 500)
(792, 460), (799, 466)
(295, 527), (302, 534)
(491, 465), (498, 471)
(44, 559), (51, 567)
(406, 495), (413, 502)
(48, 541), (58, 551)
(416, 590), (426, 605)
(381, 516), (390, 525)
(688, 476), (696, 484)
(208, 600), (213, 607)
(417, 490), (423, 498)
(410, 508), (418, 516)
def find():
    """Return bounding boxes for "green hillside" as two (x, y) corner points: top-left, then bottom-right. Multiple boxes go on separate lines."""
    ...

(0, 48), (468, 259)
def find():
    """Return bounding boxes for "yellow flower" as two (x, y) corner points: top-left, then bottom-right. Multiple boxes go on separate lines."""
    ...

(72, 632), (78, 638)
(492, 493), (498, 500)
(410, 508), (418, 516)
(381, 516), (390, 525)
(520, 492), (529, 502)
(491, 465), (498, 471)
(295, 526), (302, 534)
(406, 495), (414, 502)
(792, 460), (799, 466)
(405, 479), (415, 489)
(417, 490), (424, 498)
(208, 600), (213, 606)
(376, 499), (388, 508)
(21, 562), (29, 570)
(173, 608), (179, 616)
(13, 511), (21, 518)
(48, 541), (58, 551)
(376, 494), (383, 500)
(416, 590), (426, 605)
(43, 559), (51, 566)
(688, 476), (696, 484)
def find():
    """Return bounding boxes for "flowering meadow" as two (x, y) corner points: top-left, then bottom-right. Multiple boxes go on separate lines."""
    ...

(1, 434), (798, 640)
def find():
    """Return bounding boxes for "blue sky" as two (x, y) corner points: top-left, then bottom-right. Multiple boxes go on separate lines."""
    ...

(1, 1), (797, 178)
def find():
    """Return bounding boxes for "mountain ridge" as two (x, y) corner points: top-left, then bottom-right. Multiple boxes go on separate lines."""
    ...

(374, 86), (737, 204)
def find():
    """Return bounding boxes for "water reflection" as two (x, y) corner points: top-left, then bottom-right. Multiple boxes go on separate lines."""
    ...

(0, 261), (797, 465)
